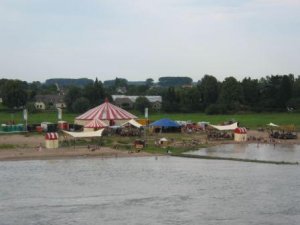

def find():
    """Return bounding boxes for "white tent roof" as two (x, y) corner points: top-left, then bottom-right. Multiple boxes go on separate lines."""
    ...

(121, 119), (142, 128)
(267, 122), (279, 127)
(209, 122), (238, 131)
(63, 129), (104, 138)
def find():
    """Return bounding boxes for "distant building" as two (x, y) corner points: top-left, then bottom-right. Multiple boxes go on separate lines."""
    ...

(34, 94), (66, 110)
(114, 97), (134, 109)
(116, 87), (127, 94)
(112, 95), (162, 111)
(34, 101), (46, 110)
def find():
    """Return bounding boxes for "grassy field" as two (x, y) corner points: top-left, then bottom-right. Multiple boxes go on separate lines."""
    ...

(148, 112), (300, 129)
(1, 110), (300, 129)
(0, 110), (78, 125)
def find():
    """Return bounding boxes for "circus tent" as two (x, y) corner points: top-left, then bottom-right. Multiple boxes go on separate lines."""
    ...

(75, 99), (137, 126)
(84, 119), (108, 128)
(84, 119), (108, 132)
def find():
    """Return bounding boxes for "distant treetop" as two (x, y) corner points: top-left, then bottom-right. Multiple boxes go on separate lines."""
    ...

(45, 78), (93, 87)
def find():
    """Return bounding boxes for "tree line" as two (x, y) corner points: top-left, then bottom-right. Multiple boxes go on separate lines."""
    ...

(0, 74), (300, 114)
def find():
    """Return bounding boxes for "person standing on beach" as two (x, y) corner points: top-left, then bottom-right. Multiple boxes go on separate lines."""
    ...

(37, 143), (42, 151)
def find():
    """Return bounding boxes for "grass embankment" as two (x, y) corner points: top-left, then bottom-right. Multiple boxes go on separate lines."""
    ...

(1, 110), (300, 129)
(0, 144), (15, 149)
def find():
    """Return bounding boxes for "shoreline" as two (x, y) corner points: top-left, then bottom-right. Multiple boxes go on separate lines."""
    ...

(0, 130), (299, 162)
(0, 146), (160, 162)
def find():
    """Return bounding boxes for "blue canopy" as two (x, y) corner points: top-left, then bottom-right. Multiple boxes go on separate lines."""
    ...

(149, 118), (181, 128)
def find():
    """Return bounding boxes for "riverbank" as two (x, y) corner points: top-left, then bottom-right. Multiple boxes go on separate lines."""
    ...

(0, 130), (298, 161)
(0, 133), (159, 161)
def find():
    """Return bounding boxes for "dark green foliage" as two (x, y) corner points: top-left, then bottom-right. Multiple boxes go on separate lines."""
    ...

(72, 97), (90, 113)
(178, 87), (202, 112)
(241, 77), (260, 107)
(293, 76), (300, 97)
(83, 78), (105, 107)
(1, 73), (299, 114)
(259, 75), (294, 110)
(197, 75), (219, 108)
(64, 86), (83, 112)
(26, 102), (38, 113)
(45, 78), (93, 87)
(104, 77), (128, 88)
(127, 85), (148, 95)
(158, 77), (192, 87)
(1, 80), (28, 109)
(218, 77), (242, 106)
(135, 96), (151, 114)
(162, 87), (180, 112)
(287, 97), (300, 111)
(145, 78), (154, 87)
(205, 104), (228, 115)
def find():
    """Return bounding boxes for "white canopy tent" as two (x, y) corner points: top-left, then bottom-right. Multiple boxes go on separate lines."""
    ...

(63, 129), (104, 138)
(267, 122), (279, 127)
(121, 119), (142, 128)
(209, 122), (238, 131)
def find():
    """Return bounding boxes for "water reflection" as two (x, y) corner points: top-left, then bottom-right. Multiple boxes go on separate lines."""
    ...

(188, 143), (300, 163)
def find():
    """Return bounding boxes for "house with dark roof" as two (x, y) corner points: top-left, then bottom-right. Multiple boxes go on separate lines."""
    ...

(34, 94), (66, 110)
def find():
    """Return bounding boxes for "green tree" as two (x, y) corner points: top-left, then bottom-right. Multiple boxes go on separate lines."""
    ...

(84, 78), (105, 107)
(114, 77), (128, 88)
(158, 77), (193, 87)
(64, 86), (83, 112)
(259, 75), (292, 110)
(135, 96), (151, 114)
(162, 87), (180, 112)
(178, 87), (202, 112)
(292, 75), (300, 98)
(278, 75), (293, 108)
(218, 77), (242, 110)
(197, 75), (219, 108)
(241, 77), (260, 107)
(72, 97), (90, 113)
(2, 80), (28, 109)
(145, 78), (154, 87)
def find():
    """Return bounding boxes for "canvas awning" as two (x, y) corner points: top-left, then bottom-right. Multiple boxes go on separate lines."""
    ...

(209, 122), (238, 131)
(63, 129), (104, 138)
(121, 119), (142, 128)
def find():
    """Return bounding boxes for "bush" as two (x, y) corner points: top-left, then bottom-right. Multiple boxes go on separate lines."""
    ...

(26, 102), (39, 113)
(205, 104), (228, 115)
(71, 97), (90, 113)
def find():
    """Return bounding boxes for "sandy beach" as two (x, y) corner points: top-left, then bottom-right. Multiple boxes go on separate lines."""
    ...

(0, 133), (157, 161)
(0, 130), (299, 161)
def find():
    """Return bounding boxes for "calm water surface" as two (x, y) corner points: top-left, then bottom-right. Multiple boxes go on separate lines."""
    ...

(0, 155), (300, 225)
(188, 143), (300, 163)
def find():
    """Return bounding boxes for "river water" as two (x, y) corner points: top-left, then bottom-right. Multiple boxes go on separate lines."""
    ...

(187, 143), (300, 163)
(1, 152), (300, 224)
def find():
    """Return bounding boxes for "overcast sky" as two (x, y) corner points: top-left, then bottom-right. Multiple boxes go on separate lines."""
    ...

(0, 0), (299, 83)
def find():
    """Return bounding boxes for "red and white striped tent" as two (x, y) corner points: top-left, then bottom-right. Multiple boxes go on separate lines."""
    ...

(75, 99), (137, 126)
(84, 119), (108, 128)
(84, 119), (108, 132)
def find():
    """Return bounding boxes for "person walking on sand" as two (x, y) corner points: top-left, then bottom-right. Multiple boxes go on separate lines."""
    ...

(37, 143), (42, 151)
